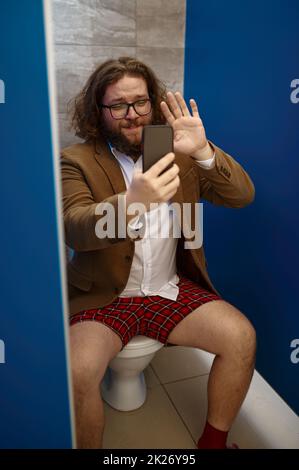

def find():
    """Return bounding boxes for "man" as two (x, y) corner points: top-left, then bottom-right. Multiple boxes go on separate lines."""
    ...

(61, 57), (256, 449)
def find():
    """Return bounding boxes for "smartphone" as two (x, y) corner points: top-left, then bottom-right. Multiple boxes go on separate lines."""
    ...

(142, 125), (174, 173)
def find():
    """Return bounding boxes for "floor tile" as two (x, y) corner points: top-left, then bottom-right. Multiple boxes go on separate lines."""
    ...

(164, 375), (208, 442)
(151, 346), (214, 384)
(103, 384), (196, 449)
(144, 365), (160, 389)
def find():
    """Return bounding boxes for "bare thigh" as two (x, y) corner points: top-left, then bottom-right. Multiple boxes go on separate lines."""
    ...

(69, 321), (123, 390)
(167, 299), (256, 358)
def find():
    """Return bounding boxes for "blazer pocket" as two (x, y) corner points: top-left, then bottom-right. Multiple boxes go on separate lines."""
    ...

(67, 263), (93, 292)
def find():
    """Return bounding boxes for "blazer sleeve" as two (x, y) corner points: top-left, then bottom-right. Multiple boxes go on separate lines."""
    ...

(194, 142), (255, 208)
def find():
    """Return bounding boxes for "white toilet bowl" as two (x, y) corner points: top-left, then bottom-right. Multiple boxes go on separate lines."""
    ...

(101, 335), (164, 411)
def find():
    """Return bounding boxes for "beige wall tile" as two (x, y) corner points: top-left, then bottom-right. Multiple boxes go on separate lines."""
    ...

(137, 47), (184, 93)
(58, 113), (82, 149)
(137, 0), (185, 17)
(137, 16), (185, 48)
(53, 0), (136, 46)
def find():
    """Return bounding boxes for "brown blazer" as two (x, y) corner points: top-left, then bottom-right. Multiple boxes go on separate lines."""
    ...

(61, 139), (255, 316)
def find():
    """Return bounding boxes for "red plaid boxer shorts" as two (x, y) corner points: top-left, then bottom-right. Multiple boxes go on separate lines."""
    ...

(70, 276), (221, 349)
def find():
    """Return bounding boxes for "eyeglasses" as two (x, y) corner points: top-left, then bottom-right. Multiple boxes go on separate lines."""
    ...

(101, 98), (152, 119)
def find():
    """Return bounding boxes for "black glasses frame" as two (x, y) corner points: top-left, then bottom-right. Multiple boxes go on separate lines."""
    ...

(100, 98), (152, 120)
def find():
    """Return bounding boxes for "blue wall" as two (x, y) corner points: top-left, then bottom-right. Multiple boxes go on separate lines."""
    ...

(0, 1), (73, 447)
(185, 0), (299, 413)
(185, 0), (299, 414)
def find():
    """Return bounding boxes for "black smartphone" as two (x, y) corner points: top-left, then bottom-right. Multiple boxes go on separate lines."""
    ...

(142, 125), (174, 173)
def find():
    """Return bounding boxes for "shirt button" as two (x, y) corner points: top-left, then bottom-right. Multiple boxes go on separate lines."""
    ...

(125, 255), (132, 262)
(114, 287), (119, 294)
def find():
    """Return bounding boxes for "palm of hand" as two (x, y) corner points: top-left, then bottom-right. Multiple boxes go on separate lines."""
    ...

(160, 92), (208, 158)
(173, 116), (207, 155)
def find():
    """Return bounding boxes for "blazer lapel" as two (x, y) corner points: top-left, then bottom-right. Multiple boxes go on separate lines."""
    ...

(94, 139), (127, 194)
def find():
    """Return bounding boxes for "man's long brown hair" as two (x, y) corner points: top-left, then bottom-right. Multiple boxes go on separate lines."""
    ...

(69, 57), (167, 143)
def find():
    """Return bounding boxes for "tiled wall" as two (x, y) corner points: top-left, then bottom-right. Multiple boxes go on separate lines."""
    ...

(53, 0), (186, 149)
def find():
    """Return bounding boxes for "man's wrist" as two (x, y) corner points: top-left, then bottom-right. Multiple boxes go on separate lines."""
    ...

(191, 141), (214, 161)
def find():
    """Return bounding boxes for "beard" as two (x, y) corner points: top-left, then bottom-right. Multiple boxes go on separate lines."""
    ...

(101, 119), (150, 161)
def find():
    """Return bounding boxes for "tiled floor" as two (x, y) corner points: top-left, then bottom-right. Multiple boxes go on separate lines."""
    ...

(102, 346), (299, 449)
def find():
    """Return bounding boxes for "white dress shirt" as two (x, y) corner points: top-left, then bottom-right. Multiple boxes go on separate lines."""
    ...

(110, 145), (215, 300)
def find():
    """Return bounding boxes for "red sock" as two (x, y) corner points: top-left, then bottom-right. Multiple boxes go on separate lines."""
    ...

(197, 421), (228, 449)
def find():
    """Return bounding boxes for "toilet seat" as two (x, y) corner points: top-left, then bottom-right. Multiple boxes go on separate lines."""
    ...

(116, 335), (164, 358)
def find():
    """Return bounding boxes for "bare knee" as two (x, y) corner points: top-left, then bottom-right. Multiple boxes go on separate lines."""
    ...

(69, 322), (122, 398)
(71, 359), (105, 399)
(227, 316), (256, 367)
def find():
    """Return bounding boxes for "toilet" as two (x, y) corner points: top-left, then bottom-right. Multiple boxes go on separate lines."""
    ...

(101, 335), (164, 411)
